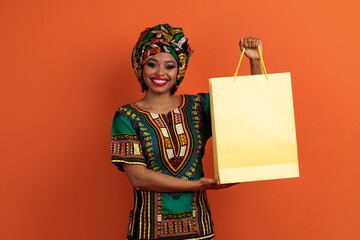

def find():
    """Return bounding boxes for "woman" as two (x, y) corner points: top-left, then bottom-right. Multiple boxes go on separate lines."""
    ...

(111, 24), (263, 240)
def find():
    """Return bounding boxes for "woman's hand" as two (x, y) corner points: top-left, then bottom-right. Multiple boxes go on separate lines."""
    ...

(197, 177), (239, 190)
(239, 37), (263, 75)
(239, 37), (263, 60)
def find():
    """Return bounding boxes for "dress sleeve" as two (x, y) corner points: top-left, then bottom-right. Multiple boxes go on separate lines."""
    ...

(197, 93), (212, 140)
(111, 108), (147, 171)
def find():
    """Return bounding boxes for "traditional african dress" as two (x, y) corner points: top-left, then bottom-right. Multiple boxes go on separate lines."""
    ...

(111, 93), (215, 240)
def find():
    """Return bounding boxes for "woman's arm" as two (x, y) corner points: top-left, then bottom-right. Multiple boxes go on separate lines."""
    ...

(123, 164), (232, 192)
(239, 37), (263, 75)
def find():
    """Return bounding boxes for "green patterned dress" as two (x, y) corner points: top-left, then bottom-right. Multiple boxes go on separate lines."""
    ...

(111, 93), (214, 240)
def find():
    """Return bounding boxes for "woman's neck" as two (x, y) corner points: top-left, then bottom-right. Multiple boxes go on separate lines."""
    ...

(136, 92), (180, 114)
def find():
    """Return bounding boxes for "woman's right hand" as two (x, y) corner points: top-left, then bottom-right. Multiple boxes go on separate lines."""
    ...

(197, 177), (239, 190)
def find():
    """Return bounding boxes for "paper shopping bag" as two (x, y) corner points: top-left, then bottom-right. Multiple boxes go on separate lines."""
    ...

(210, 48), (299, 184)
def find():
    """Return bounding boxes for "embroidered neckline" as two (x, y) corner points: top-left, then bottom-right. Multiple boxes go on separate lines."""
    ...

(131, 95), (184, 115)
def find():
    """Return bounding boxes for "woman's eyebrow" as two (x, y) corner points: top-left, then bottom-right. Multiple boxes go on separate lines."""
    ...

(148, 59), (176, 64)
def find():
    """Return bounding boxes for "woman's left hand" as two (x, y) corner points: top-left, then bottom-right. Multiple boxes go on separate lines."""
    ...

(239, 37), (263, 60)
(197, 177), (239, 190)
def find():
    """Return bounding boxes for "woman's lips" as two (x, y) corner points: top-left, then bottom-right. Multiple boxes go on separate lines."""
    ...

(151, 77), (169, 86)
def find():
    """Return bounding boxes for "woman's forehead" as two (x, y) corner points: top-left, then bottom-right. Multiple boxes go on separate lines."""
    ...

(148, 52), (177, 62)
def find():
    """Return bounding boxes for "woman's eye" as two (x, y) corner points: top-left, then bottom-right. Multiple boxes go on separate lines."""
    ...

(166, 65), (176, 69)
(146, 62), (156, 68)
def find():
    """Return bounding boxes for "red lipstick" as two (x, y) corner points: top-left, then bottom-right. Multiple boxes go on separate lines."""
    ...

(151, 77), (169, 87)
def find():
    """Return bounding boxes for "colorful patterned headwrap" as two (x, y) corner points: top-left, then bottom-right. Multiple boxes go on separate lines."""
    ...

(131, 24), (193, 90)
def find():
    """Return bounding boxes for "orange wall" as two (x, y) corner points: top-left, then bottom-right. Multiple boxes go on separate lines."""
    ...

(1, 0), (359, 239)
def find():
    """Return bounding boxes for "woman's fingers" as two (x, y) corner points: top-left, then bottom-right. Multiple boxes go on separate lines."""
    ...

(198, 178), (219, 190)
(241, 37), (261, 48)
(218, 183), (239, 189)
(201, 178), (219, 186)
(199, 178), (239, 190)
(239, 38), (244, 51)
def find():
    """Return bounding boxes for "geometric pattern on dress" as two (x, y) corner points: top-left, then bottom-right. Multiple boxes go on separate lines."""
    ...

(157, 192), (198, 238)
(178, 134), (187, 146)
(160, 128), (169, 138)
(126, 94), (206, 180)
(175, 123), (184, 134)
(195, 190), (214, 237)
(173, 108), (180, 115)
(150, 113), (159, 119)
(147, 107), (192, 176)
(154, 117), (165, 128)
(174, 112), (182, 124)
(127, 190), (157, 239)
(179, 145), (187, 157)
(111, 138), (144, 159)
(166, 149), (174, 159)
(153, 191), (215, 239)
(111, 133), (147, 171)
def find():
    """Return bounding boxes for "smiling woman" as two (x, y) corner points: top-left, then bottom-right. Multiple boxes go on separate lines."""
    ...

(110, 23), (263, 239)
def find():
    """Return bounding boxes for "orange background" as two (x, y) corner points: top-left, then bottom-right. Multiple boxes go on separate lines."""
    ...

(1, 0), (359, 239)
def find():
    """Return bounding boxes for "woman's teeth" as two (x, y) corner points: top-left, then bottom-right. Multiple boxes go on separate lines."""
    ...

(153, 79), (167, 84)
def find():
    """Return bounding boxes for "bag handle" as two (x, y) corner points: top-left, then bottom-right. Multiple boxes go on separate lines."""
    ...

(233, 46), (268, 82)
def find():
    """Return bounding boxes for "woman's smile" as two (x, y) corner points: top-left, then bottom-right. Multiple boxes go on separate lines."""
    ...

(151, 77), (169, 86)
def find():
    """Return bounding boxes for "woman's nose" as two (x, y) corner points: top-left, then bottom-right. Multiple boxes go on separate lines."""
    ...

(157, 65), (165, 75)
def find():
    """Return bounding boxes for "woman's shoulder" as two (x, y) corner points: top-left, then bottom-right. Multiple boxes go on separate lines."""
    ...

(113, 103), (139, 121)
(115, 103), (133, 111)
(183, 93), (210, 104)
(182, 93), (211, 116)
(183, 93), (209, 99)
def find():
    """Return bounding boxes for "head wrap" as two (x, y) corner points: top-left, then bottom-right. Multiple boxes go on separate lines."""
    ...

(131, 24), (193, 90)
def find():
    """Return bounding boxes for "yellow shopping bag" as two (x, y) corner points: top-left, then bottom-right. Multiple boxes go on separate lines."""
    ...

(210, 47), (299, 183)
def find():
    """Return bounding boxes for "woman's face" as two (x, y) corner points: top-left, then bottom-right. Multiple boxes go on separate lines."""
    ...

(142, 52), (178, 95)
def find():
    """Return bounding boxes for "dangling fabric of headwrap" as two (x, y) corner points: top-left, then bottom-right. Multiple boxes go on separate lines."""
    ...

(131, 24), (193, 90)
